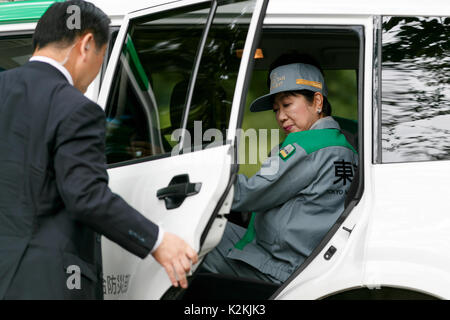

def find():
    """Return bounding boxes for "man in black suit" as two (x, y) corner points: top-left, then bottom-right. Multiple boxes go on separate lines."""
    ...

(0, 0), (197, 299)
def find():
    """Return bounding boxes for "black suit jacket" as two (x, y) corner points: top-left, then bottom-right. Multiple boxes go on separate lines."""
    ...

(0, 61), (159, 299)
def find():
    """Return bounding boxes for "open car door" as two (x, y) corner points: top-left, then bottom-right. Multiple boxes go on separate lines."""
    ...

(96, 0), (268, 299)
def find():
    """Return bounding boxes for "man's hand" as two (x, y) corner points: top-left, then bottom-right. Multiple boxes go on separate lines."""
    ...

(151, 232), (198, 289)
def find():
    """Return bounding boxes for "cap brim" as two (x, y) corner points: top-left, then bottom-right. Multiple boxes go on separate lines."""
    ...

(249, 92), (276, 112)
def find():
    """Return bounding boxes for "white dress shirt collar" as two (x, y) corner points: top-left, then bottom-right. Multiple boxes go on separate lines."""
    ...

(29, 56), (74, 86)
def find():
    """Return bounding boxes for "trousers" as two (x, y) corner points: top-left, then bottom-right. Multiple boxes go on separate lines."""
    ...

(199, 222), (281, 284)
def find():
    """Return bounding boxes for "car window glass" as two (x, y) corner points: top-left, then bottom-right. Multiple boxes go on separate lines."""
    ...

(0, 35), (32, 72)
(183, 0), (257, 151)
(381, 16), (450, 163)
(104, 4), (211, 165)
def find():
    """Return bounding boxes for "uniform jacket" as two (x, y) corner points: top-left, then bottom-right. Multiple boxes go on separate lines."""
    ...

(228, 117), (358, 282)
(0, 62), (159, 299)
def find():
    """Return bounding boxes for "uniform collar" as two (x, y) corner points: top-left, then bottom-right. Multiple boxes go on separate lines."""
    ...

(310, 116), (340, 130)
(29, 56), (74, 86)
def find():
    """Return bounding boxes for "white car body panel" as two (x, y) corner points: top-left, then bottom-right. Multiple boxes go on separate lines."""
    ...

(103, 145), (232, 299)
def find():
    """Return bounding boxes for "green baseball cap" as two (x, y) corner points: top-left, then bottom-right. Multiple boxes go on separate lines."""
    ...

(250, 63), (328, 112)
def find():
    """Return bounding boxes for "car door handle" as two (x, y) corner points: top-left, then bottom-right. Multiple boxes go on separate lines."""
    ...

(157, 174), (202, 210)
(157, 182), (202, 199)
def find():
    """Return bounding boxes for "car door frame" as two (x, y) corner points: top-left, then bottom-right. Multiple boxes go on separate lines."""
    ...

(261, 14), (368, 300)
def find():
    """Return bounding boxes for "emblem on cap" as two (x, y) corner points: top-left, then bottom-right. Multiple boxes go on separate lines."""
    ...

(279, 144), (296, 161)
(270, 72), (286, 90)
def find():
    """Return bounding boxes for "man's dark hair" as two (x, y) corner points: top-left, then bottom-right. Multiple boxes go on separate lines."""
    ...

(268, 51), (332, 116)
(32, 0), (111, 52)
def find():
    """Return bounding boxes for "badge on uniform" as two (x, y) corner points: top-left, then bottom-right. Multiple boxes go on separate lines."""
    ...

(279, 144), (296, 161)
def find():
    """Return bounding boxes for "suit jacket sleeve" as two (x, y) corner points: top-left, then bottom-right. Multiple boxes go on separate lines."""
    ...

(53, 101), (159, 259)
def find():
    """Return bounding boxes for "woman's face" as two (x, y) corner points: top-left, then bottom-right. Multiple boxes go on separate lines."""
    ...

(273, 92), (323, 134)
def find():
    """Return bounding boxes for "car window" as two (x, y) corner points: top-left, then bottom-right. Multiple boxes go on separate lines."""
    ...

(184, 0), (256, 152)
(104, 0), (258, 165)
(240, 27), (360, 177)
(381, 16), (450, 163)
(104, 3), (212, 165)
(0, 35), (32, 72)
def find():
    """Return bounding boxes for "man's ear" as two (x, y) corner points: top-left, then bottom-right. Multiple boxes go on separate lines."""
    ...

(79, 33), (94, 60)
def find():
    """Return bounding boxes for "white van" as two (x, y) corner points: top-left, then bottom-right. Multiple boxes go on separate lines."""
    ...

(2, 0), (450, 300)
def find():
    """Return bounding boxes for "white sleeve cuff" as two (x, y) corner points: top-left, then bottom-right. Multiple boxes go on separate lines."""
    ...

(150, 226), (164, 254)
